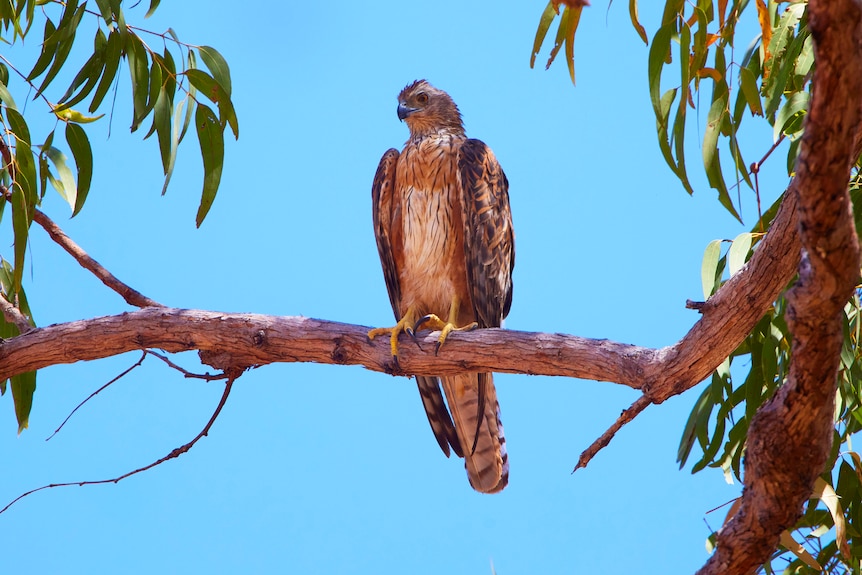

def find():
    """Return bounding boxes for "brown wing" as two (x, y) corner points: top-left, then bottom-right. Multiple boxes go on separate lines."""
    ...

(372, 148), (461, 458)
(447, 138), (513, 493)
(457, 139), (515, 329)
(371, 148), (402, 318)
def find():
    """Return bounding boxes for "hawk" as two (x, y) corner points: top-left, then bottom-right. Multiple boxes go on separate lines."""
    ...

(368, 80), (515, 493)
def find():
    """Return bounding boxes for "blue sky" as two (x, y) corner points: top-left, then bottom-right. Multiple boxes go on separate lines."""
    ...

(2, 1), (788, 573)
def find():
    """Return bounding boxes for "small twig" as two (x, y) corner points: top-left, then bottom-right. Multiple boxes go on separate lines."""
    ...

(750, 135), (785, 232)
(574, 394), (651, 472)
(0, 53), (54, 110)
(1, 375), (236, 515)
(705, 497), (742, 516)
(0, 295), (33, 334)
(32, 208), (164, 309)
(145, 350), (229, 381)
(46, 351), (147, 441)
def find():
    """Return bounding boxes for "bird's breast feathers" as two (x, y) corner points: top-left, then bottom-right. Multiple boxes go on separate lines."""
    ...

(395, 136), (469, 317)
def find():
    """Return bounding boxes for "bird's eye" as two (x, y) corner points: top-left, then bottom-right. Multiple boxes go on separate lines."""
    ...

(416, 92), (429, 105)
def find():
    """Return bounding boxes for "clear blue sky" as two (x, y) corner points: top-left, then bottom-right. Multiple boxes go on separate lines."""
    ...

(3, 2), (787, 573)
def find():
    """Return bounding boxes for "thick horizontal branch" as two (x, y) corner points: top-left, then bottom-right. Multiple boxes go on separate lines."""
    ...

(0, 308), (657, 385)
(0, 145), (808, 411)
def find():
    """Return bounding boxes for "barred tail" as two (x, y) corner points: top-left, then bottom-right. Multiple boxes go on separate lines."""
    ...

(440, 372), (508, 493)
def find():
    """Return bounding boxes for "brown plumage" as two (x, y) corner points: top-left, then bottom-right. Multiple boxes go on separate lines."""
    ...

(369, 80), (515, 493)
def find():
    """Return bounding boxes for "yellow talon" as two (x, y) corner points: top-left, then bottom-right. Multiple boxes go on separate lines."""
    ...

(414, 312), (478, 355)
(368, 308), (421, 363)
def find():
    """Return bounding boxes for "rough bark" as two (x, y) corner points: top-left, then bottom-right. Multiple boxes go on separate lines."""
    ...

(0, 4), (858, 571)
(697, 0), (862, 572)
(0, 159), (805, 403)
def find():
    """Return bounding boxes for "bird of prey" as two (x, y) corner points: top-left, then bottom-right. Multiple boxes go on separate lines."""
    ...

(368, 80), (515, 493)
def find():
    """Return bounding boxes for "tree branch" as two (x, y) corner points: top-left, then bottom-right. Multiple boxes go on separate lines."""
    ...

(0, 123), (807, 396)
(1, 375), (236, 515)
(698, 0), (862, 572)
(0, 295), (33, 334)
(32, 208), (164, 309)
(574, 394), (650, 471)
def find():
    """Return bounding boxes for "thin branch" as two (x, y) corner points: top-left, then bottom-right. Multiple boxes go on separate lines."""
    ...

(145, 349), (229, 381)
(1, 375), (235, 515)
(31, 208), (164, 309)
(46, 351), (147, 441)
(573, 394), (650, 471)
(0, 295), (33, 334)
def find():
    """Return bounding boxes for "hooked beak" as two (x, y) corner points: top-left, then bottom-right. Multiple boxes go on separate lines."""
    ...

(397, 103), (417, 121)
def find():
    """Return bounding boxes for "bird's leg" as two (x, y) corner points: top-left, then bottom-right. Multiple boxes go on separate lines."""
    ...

(368, 307), (421, 367)
(413, 296), (478, 355)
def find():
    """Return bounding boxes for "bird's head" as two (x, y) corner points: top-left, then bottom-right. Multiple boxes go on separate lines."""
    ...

(397, 80), (464, 138)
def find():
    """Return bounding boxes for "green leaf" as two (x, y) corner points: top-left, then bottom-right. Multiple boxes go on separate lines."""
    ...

(36, 34), (75, 98)
(152, 87), (172, 174)
(194, 104), (223, 227)
(656, 88), (678, 174)
(671, 23), (693, 195)
(6, 106), (31, 146)
(765, 29), (807, 120)
(794, 34), (813, 78)
(678, 383), (712, 466)
(530, 2), (557, 69)
(701, 239), (722, 298)
(729, 133), (753, 190)
(661, 0), (684, 25)
(55, 48), (105, 113)
(703, 93), (725, 167)
(738, 66), (763, 116)
(10, 184), (30, 295)
(7, 112), (37, 230)
(142, 60), (165, 143)
(65, 123), (92, 216)
(773, 91), (809, 142)
(161, 46), (177, 103)
(702, 84), (742, 222)
(126, 32), (149, 132)
(43, 0), (84, 45)
(94, 0), (113, 23)
(0, 78), (17, 111)
(728, 232), (753, 276)
(179, 86), (196, 144)
(44, 146), (77, 210)
(11, 370), (35, 433)
(90, 29), (122, 112)
(787, 137), (802, 176)
(186, 68), (239, 138)
(144, 0), (160, 18)
(26, 18), (57, 80)
(648, 23), (675, 117)
(161, 95), (184, 195)
(198, 45), (232, 96)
